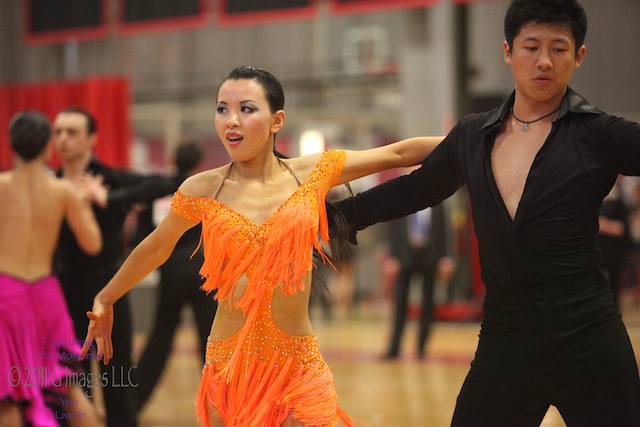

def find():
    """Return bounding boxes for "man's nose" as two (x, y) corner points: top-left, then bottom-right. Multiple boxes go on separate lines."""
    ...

(537, 49), (553, 69)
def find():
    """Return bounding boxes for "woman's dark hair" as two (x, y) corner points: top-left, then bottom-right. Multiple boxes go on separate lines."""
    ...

(219, 65), (285, 113)
(504, 0), (587, 55)
(9, 110), (51, 161)
(217, 66), (354, 265)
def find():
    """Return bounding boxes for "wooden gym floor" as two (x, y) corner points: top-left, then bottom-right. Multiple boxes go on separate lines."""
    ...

(132, 291), (640, 427)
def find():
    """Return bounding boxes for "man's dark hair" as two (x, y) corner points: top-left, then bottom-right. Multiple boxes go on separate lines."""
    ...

(9, 110), (51, 161)
(60, 107), (98, 135)
(175, 141), (204, 176)
(504, 0), (588, 55)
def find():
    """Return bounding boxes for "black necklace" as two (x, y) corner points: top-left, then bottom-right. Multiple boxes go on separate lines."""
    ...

(510, 106), (561, 132)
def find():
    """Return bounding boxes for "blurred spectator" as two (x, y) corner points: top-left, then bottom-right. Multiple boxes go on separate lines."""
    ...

(598, 177), (631, 305)
(383, 203), (453, 360)
(134, 141), (218, 411)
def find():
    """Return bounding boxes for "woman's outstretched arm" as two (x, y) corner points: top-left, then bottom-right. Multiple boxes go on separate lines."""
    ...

(79, 210), (197, 364)
(338, 136), (444, 185)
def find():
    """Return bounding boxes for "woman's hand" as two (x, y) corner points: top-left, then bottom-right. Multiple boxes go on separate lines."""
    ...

(74, 172), (109, 209)
(79, 298), (114, 365)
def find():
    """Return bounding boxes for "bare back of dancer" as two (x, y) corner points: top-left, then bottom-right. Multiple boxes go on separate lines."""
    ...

(0, 111), (103, 427)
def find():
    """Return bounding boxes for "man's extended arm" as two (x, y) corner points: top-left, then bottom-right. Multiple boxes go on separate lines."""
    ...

(80, 168), (176, 210)
(106, 173), (175, 207)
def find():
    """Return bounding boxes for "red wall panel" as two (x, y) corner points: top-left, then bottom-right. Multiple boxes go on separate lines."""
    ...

(0, 76), (131, 171)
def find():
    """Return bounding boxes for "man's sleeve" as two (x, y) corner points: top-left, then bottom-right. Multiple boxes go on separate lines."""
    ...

(598, 114), (640, 176)
(107, 172), (176, 207)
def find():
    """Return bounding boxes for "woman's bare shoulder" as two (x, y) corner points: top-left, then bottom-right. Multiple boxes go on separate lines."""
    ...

(178, 164), (230, 199)
(283, 152), (323, 181)
(46, 176), (81, 207)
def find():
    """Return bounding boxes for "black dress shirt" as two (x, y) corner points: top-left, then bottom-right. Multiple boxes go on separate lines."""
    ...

(54, 157), (172, 279)
(338, 87), (640, 298)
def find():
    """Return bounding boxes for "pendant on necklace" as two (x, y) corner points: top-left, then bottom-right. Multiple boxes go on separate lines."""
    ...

(511, 106), (561, 133)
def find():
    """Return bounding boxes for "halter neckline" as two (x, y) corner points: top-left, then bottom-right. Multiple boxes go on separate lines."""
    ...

(213, 158), (301, 199)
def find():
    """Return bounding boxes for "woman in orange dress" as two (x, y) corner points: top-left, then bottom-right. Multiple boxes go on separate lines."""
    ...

(79, 66), (442, 427)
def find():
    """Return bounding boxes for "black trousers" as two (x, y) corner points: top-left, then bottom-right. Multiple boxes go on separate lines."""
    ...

(61, 272), (138, 427)
(388, 244), (438, 357)
(133, 257), (217, 410)
(451, 278), (640, 427)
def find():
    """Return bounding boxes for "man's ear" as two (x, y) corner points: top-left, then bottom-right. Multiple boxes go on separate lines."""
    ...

(503, 40), (512, 65)
(88, 132), (98, 151)
(574, 44), (586, 69)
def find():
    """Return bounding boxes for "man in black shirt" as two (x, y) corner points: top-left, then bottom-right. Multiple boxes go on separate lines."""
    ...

(53, 107), (170, 427)
(337, 1), (640, 425)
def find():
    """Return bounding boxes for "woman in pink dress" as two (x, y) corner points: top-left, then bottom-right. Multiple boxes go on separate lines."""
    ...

(0, 110), (103, 427)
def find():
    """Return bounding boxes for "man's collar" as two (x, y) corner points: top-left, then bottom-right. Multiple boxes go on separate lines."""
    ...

(481, 87), (600, 130)
(87, 157), (101, 169)
(57, 156), (100, 176)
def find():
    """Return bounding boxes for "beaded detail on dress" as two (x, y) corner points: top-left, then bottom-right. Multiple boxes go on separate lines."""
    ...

(204, 288), (323, 374)
(170, 149), (346, 311)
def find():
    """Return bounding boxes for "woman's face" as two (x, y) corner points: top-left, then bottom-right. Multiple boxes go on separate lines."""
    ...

(215, 78), (283, 162)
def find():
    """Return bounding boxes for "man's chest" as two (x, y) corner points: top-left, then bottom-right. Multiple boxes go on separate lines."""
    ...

(490, 129), (548, 219)
(467, 131), (615, 227)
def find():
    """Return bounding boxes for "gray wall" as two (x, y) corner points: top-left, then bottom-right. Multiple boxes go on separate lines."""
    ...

(468, 0), (640, 117)
(2, 0), (640, 149)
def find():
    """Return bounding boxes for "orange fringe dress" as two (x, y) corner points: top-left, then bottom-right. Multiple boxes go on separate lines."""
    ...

(170, 150), (356, 427)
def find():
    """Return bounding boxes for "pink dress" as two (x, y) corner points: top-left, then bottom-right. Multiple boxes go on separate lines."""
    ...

(0, 273), (85, 427)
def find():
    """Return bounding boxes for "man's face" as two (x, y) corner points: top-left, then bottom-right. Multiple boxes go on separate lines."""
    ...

(53, 112), (95, 163)
(505, 22), (586, 105)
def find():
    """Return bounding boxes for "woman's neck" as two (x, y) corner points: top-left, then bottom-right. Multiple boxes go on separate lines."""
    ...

(230, 154), (283, 184)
